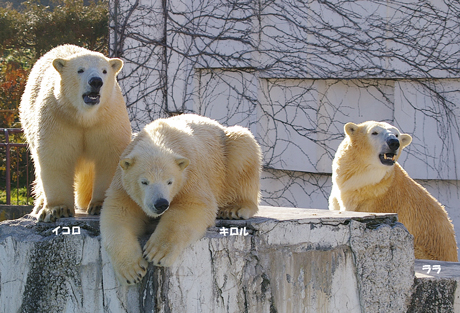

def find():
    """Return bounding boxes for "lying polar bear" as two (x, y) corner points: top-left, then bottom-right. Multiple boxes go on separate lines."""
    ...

(101, 114), (261, 284)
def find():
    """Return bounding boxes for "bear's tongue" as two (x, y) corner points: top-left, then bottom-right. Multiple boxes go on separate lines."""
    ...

(83, 93), (100, 105)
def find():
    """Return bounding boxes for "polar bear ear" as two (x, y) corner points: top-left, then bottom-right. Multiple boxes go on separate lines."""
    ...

(175, 157), (189, 170)
(53, 58), (67, 73)
(109, 58), (123, 75)
(344, 122), (358, 137)
(399, 134), (412, 148)
(120, 158), (134, 170)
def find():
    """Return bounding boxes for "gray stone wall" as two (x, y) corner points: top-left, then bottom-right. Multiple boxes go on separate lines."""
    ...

(0, 207), (414, 313)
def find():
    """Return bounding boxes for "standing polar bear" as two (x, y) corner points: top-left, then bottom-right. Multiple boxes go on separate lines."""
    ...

(20, 45), (131, 222)
(329, 121), (458, 262)
(100, 114), (261, 284)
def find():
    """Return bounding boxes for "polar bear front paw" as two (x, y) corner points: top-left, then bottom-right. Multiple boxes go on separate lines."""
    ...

(37, 205), (74, 222)
(113, 256), (148, 285)
(143, 235), (184, 267)
(87, 201), (103, 215)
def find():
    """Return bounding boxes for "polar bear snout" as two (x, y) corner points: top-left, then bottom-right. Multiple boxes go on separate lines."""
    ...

(145, 197), (170, 216)
(153, 198), (170, 215)
(82, 77), (103, 105)
(379, 135), (400, 166)
(89, 77), (103, 90)
(387, 137), (400, 151)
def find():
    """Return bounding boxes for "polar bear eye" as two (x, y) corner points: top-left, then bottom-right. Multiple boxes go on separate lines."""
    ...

(167, 180), (173, 185)
(372, 131), (378, 135)
(78, 69), (84, 74)
(141, 180), (149, 185)
(395, 134), (399, 138)
(102, 69), (107, 74)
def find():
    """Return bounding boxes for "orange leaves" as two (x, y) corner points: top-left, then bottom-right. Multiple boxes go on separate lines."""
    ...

(0, 59), (29, 128)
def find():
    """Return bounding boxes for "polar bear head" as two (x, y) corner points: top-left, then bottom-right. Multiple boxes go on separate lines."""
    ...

(118, 139), (190, 218)
(52, 52), (123, 109)
(344, 121), (412, 167)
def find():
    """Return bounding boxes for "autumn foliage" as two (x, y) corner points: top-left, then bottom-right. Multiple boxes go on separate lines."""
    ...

(0, 60), (28, 128)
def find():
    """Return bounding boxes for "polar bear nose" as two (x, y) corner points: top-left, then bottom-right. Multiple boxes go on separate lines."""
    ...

(387, 138), (400, 151)
(89, 77), (103, 90)
(154, 198), (170, 214)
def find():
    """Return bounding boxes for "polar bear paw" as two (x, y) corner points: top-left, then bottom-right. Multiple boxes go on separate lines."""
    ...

(217, 202), (258, 220)
(143, 235), (184, 267)
(87, 201), (103, 215)
(114, 256), (148, 285)
(37, 205), (74, 222)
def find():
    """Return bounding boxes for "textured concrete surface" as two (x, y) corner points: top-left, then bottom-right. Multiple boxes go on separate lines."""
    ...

(0, 206), (414, 313)
(408, 259), (460, 313)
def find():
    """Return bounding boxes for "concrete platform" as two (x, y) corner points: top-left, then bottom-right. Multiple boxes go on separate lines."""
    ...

(0, 206), (416, 312)
(408, 259), (460, 312)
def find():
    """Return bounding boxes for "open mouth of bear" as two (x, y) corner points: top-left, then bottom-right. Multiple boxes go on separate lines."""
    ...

(379, 153), (396, 166)
(83, 92), (100, 105)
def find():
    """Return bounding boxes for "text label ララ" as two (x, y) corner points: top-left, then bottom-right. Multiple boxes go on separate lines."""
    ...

(422, 265), (441, 274)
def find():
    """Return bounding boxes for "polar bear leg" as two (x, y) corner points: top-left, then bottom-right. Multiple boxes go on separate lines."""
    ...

(37, 164), (76, 222)
(74, 158), (94, 210)
(85, 130), (128, 215)
(35, 131), (82, 222)
(86, 157), (115, 215)
(101, 194), (149, 285)
(328, 185), (341, 211)
(143, 196), (216, 267)
(329, 196), (340, 211)
(217, 201), (258, 220)
(217, 126), (260, 220)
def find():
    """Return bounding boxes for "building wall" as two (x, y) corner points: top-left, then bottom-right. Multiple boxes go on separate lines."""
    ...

(110, 0), (460, 256)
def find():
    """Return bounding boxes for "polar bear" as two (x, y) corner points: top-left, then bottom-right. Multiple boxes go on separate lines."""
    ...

(329, 121), (458, 262)
(100, 114), (261, 284)
(19, 45), (131, 222)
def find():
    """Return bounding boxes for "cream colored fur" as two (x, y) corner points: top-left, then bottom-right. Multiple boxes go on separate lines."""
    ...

(100, 114), (261, 285)
(19, 45), (131, 222)
(329, 121), (458, 262)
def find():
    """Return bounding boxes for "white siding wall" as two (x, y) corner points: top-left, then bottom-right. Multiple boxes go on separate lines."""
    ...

(111, 0), (460, 256)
